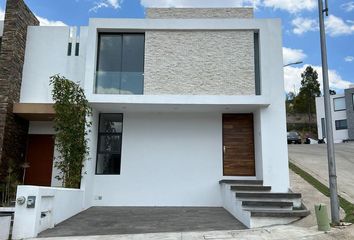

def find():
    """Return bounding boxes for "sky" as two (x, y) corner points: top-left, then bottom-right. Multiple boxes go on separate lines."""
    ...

(0, 0), (353, 94)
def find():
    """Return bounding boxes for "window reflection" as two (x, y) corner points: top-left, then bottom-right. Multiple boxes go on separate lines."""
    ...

(95, 33), (145, 94)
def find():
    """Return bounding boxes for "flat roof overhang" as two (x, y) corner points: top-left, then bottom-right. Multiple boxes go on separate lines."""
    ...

(13, 103), (55, 121)
(89, 95), (270, 113)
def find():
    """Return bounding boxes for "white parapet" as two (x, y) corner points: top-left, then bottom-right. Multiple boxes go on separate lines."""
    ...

(12, 185), (85, 239)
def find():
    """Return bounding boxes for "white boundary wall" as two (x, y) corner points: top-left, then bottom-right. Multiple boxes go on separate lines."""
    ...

(12, 186), (84, 239)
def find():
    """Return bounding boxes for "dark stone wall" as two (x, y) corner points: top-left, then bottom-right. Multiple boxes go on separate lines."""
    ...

(0, 0), (39, 183)
(345, 88), (354, 139)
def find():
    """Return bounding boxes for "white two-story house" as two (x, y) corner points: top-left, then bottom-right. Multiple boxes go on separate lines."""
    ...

(0, 1), (309, 237)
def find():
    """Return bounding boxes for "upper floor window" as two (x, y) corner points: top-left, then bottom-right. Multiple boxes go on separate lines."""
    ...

(333, 97), (346, 111)
(95, 33), (145, 95)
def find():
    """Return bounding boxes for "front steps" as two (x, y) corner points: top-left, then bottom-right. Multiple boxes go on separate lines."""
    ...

(220, 180), (310, 228)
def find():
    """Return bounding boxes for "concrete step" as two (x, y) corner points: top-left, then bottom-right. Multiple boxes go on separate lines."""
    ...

(249, 209), (310, 218)
(242, 201), (293, 208)
(231, 185), (271, 192)
(219, 180), (263, 185)
(236, 192), (302, 199)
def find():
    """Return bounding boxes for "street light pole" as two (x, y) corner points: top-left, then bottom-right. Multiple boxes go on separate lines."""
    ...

(318, 0), (340, 224)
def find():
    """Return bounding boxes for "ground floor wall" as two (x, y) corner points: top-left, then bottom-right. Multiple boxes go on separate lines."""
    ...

(82, 109), (289, 207)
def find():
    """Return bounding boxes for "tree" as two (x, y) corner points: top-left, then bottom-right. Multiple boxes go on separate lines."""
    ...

(293, 66), (321, 124)
(50, 75), (92, 188)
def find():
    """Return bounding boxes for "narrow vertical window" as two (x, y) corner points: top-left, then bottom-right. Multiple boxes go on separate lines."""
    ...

(75, 43), (80, 56)
(96, 114), (123, 175)
(67, 42), (72, 56)
(321, 118), (326, 138)
(254, 32), (261, 95)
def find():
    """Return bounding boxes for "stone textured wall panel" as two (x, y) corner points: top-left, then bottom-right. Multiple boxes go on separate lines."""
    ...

(146, 8), (254, 19)
(0, 0), (39, 182)
(144, 30), (255, 95)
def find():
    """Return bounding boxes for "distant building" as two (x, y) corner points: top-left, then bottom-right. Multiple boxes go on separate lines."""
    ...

(316, 86), (354, 143)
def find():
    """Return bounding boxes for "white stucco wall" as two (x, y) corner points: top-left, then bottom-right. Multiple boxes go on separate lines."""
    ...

(20, 26), (86, 103)
(316, 96), (349, 143)
(12, 186), (84, 239)
(91, 112), (267, 206)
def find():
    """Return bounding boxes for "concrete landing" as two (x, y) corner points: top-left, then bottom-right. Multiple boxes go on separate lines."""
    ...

(38, 207), (245, 238)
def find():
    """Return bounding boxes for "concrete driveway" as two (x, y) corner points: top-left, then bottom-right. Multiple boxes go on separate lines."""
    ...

(38, 207), (245, 238)
(288, 143), (354, 203)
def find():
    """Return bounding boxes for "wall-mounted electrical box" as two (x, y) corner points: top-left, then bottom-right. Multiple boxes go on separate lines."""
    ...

(27, 196), (36, 208)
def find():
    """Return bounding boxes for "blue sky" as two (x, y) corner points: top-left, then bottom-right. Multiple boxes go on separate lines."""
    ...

(0, 0), (353, 93)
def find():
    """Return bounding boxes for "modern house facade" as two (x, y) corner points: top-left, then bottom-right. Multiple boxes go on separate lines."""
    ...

(316, 86), (354, 143)
(0, 0), (309, 238)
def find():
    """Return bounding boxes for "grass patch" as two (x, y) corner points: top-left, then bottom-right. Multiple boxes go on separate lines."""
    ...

(289, 161), (354, 223)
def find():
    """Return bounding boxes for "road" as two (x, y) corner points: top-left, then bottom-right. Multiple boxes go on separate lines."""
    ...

(288, 143), (354, 203)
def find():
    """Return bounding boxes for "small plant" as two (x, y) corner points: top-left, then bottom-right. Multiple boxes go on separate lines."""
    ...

(0, 161), (20, 207)
(50, 75), (92, 188)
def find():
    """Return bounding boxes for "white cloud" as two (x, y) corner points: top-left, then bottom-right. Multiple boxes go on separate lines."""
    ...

(0, 7), (4, 20)
(283, 47), (307, 65)
(284, 65), (352, 93)
(35, 15), (67, 26)
(291, 17), (317, 35)
(325, 15), (354, 37)
(140, 0), (260, 8)
(345, 56), (354, 62)
(90, 0), (122, 12)
(263, 0), (316, 14)
(341, 1), (354, 12)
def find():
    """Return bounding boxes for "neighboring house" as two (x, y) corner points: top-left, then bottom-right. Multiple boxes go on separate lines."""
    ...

(0, 0), (309, 237)
(316, 86), (354, 143)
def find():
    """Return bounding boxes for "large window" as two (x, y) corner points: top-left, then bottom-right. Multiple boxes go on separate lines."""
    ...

(333, 97), (346, 111)
(96, 114), (123, 175)
(335, 119), (348, 130)
(95, 33), (145, 94)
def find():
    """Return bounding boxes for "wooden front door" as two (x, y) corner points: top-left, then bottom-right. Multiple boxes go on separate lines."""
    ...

(223, 114), (255, 176)
(24, 135), (55, 186)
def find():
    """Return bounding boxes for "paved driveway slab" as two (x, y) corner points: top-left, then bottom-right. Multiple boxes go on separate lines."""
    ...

(288, 143), (354, 203)
(38, 207), (245, 238)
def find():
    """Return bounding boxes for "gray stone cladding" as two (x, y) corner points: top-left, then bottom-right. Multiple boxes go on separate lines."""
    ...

(146, 8), (254, 19)
(144, 30), (255, 95)
(345, 88), (354, 139)
(0, 0), (39, 182)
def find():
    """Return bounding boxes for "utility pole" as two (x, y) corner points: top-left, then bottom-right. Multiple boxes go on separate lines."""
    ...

(317, 0), (340, 224)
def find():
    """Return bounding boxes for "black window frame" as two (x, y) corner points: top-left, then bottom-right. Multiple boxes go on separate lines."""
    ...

(254, 31), (261, 95)
(95, 113), (124, 175)
(95, 32), (145, 95)
(333, 97), (346, 111)
(335, 119), (348, 130)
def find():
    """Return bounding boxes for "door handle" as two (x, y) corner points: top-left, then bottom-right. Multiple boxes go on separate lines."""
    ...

(223, 146), (226, 153)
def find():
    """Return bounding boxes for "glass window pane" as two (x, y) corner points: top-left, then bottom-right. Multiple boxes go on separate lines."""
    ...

(95, 33), (145, 95)
(96, 35), (122, 94)
(333, 97), (346, 111)
(120, 34), (145, 94)
(97, 35), (122, 72)
(99, 135), (122, 153)
(96, 153), (121, 174)
(335, 119), (347, 130)
(99, 114), (123, 133)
